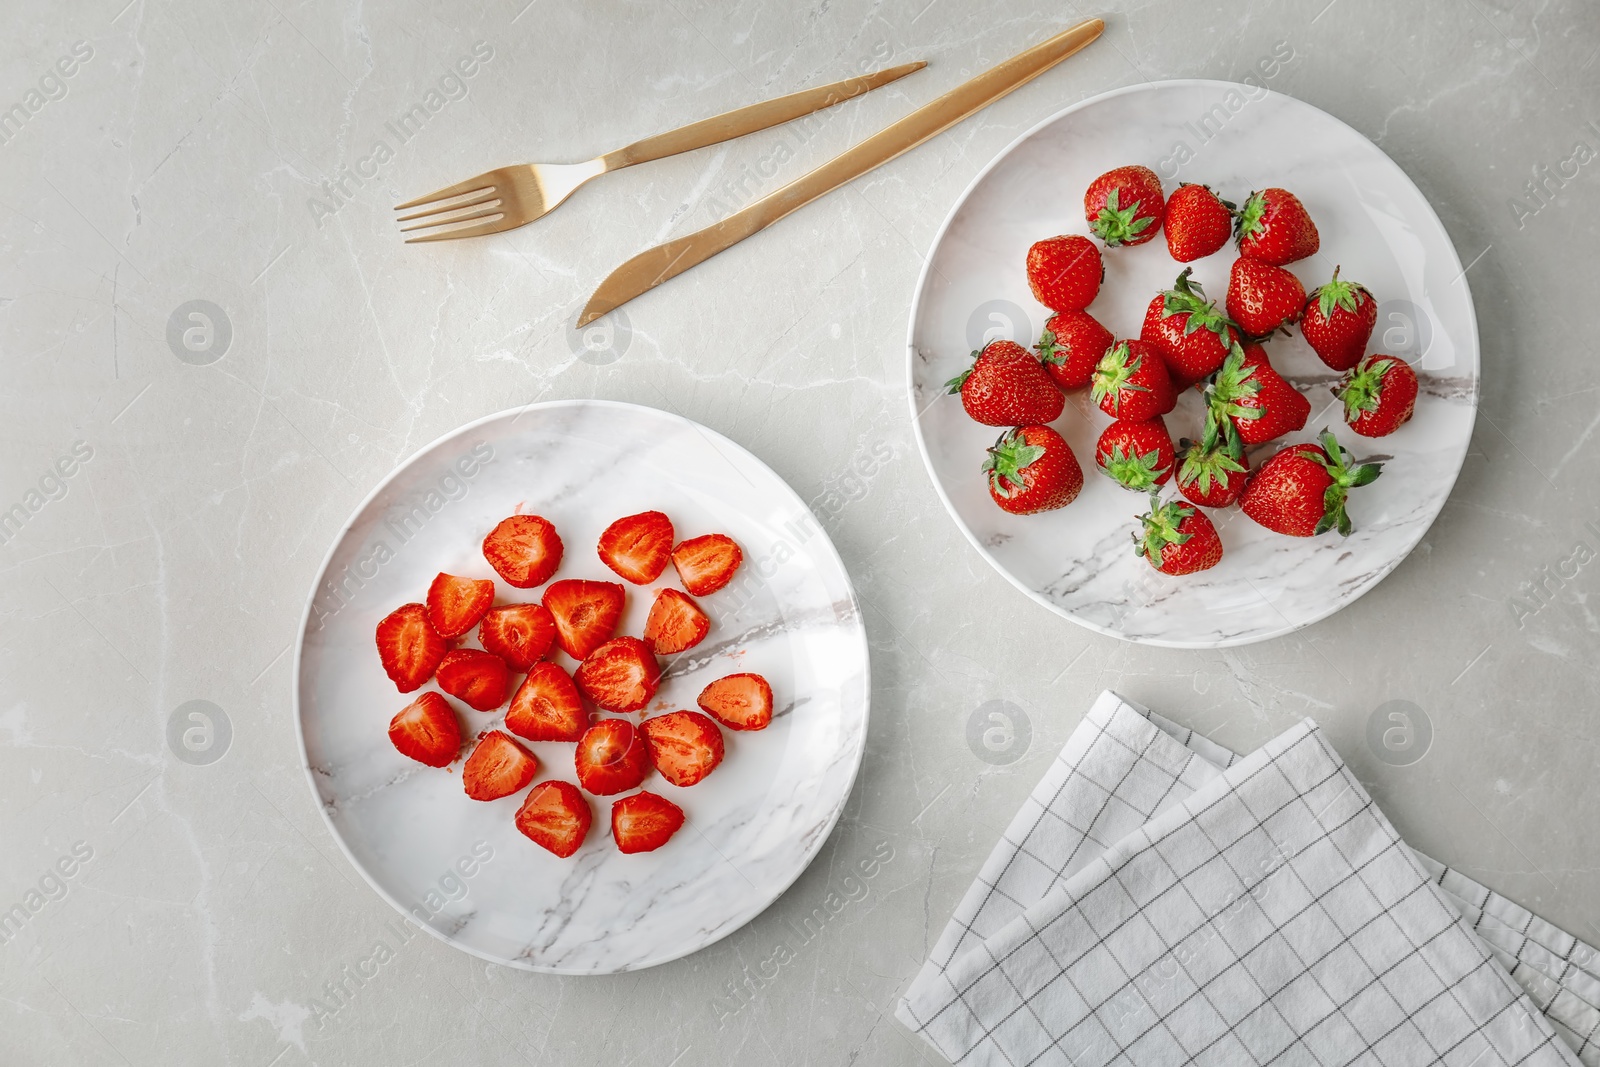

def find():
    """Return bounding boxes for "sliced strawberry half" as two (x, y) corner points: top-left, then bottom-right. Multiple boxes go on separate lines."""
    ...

(462, 730), (538, 801)
(574, 637), (661, 712)
(574, 718), (651, 796)
(482, 515), (563, 589)
(671, 534), (742, 596)
(515, 781), (591, 858)
(477, 602), (557, 672)
(643, 588), (710, 655)
(425, 573), (495, 639)
(435, 648), (511, 711)
(505, 662), (588, 743)
(388, 691), (462, 767)
(611, 791), (685, 854)
(640, 711), (725, 787)
(376, 602), (449, 693)
(542, 579), (625, 660)
(597, 511), (674, 584)
(697, 673), (774, 731)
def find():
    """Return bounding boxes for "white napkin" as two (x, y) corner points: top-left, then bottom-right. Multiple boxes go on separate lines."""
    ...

(897, 691), (1597, 1066)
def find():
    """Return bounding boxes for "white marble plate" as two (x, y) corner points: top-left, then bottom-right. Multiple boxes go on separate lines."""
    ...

(294, 400), (869, 973)
(908, 80), (1479, 648)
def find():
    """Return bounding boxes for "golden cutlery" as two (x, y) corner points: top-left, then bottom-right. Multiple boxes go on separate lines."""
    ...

(394, 62), (926, 242)
(579, 18), (1104, 326)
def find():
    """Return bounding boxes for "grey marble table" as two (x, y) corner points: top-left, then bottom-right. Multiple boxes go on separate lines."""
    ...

(1, 0), (1595, 1063)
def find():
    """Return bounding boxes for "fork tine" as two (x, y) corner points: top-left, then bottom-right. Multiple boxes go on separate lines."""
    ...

(399, 207), (507, 234)
(394, 190), (502, 223)
(393, 175), (497, 211)
(401, 215), (515, 243)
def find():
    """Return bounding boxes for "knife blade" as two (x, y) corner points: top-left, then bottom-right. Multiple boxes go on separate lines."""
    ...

(578, 17), (1105, 327)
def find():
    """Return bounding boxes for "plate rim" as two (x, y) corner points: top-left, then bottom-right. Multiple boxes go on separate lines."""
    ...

(291, 397), (872, 973)
(903, 77), (1481, 649)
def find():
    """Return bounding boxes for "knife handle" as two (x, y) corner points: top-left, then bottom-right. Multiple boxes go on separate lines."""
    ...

(598, 61), (927, 170)
(579, 18), (1104, 325)
(743, 19), (1102, 229)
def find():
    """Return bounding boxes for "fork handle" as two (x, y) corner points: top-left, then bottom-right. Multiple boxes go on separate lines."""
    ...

(579, 19), (1103, 326)
(597, 61), (926, 170)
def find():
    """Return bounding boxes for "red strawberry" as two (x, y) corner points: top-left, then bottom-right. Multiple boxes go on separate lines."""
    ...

(1095, 418), (1176, 493)
(387, 691), (461, 768)
(1035, 310), (1113, 390)
(505, 662), (587, 743)
(1091, 340), (1176, 422)
(1336, 355), (1418, 438)
(482, 515), (563, 589)
(375, 603), (449, 693)
(671, 534), (743, 597)
(436, 648), (511, 711)
(515, 781), (591, 858)
(1133, 492), (1224, 575)
(1175, 431), (1250, 508)
(462, 730), (538, 801)
(542, 579), (624, 659)
(945, 340), (1065, 427)
(1025, 235), (1103, 312)
(640, 711), (725, 788)
(1301, 267), (1377, 371)
(1163, 183), (1234, 262)
(1085, 165), (1165, 247)
(597, 511), (674, 584)
(982, 426), (1083, 514)
(425, 573), (495, 639)
(698, 673), (773, 731)
(574, 636), (661, 712)
(1139, 269), (1239, 385)
(1227, 257), (1305, 338)
(1206, 343), (1311, 447)
(611, 791), (684, 854)
(574, 718), (651, 796)
(477, 603), (557, 672)
(1240, 431), (1383, 537)
(1234, 188), (1319, 265)
(643, 588), (710, 655)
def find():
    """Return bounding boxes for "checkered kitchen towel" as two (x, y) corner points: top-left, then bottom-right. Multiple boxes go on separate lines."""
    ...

(897, 691), (1598, 1066)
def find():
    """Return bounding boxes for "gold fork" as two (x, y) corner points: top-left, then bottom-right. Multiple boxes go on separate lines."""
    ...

(394, 62), (925, 243)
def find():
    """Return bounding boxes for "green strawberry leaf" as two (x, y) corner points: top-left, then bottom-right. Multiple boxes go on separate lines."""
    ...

(1036, 328), (1062, 365)
(982, 430), (1048, 498)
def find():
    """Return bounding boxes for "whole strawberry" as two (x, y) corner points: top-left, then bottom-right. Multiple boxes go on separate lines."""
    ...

(1227, 257), (1305, 338)
(1026, 235), (1103, 312)
(1234, 188), (1319, 265)
(1205, 343), (1310, 447)
(1036, 310), (1113, 390)
(1301, 267), (1377, 371)
(1095, 418), (1175, 492)
(1240, 430), (1383, 537)
(1085, 165), (1165, 247)
(1336, 354), (1418, 438)
(1175, 429), (1249, 508)
(945, 340), (1064, 426)
(983, 425), (1084, 514)
(1091, 340), (1175, 422)
(1133, 492), (1223, 575)
(1139, 268), (1240, 386)
(1163, 183), (1234, 262)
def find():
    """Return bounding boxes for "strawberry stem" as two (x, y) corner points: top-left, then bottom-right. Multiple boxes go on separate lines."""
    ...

(1133, 491), (1196, 566)
(982, 429), (1045, 499)
(1311, 429), (1384, 536)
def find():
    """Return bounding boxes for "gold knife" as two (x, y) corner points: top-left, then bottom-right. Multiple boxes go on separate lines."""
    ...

(579, 17), (1105, 326)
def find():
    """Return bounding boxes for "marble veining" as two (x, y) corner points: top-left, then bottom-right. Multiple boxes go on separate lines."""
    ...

(295, 400), (870, 973)
(908, 81), (1479, 648)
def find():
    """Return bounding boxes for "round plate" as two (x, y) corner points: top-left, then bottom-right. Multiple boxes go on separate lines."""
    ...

(908, 80), (1478, 648)
(294, 400), (869, 973)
